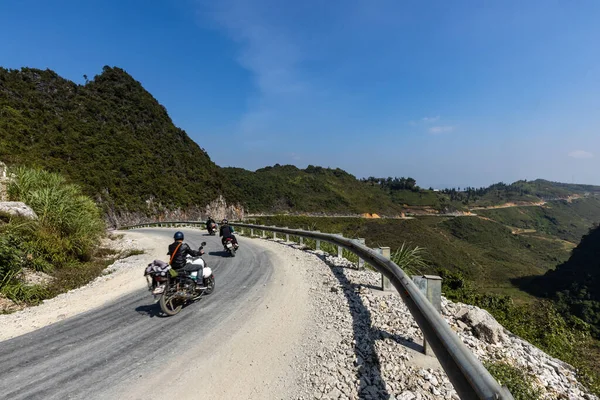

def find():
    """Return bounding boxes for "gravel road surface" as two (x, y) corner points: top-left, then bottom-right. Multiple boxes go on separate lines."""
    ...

(0, 228), (310, 400)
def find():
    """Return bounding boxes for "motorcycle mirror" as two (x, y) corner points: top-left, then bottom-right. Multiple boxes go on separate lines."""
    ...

(201, 241), (207, 246)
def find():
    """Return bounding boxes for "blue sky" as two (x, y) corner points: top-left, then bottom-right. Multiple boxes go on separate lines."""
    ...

(1, 0), (599, 188)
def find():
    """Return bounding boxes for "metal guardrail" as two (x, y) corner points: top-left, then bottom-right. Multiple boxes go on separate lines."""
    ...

(120, 220), (514, 400)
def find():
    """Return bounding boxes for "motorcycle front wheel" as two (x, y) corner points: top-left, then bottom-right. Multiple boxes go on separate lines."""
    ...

(159, 282), (183, 316)
(204, 275), (215, 295)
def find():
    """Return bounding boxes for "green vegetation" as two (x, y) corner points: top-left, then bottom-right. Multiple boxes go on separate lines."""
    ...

(0, 166), (106, 305)
(533, 224), (600, 338)
(484, 362), (542, 400)
(226, 164), (404, 215)
(391, 244), (428, 276)
(478, 197), (600, 242)
(441, 179), (600, 207)
(251, 215), (571, 293)
(0, 66), (236, 217)
(442, 269), (600, 396)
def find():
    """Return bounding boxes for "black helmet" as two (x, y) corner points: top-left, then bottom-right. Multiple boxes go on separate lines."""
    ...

(174, 231), (184, 240)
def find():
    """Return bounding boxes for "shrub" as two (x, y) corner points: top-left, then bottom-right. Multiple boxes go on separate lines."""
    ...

(485, 362), (542, 400)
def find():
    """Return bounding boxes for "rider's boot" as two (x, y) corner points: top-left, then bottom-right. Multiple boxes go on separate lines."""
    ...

(196, 277), (207, 290)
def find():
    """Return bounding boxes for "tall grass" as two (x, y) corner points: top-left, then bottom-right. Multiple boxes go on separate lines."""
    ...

(391, 243), (428, 276)
(8, 167), (104, 260)
(1, 167), (105, 303)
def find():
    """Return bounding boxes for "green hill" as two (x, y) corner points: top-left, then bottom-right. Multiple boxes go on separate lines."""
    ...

(0, 66), (237, 219)
(534, 224), (600, 335)
(439, 179), (600, 208)
(226, 164), (405, 215)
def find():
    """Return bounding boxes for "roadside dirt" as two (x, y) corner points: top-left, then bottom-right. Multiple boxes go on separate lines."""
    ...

(0, 231), (166, 342)
(470, 201), (546, 211)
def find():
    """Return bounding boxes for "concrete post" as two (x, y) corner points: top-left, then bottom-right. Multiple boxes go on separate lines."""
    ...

(379, 247), (392, 291)
(358, 238), (366, 269)
(337, 233), (343, 258)
(299, 237), (304, 246)
(251, 228), (254, 237)
(262, 230), (266, 238)
(412, 275), (443, 356)
(315, 231), (321, 251)
(284, 228), (289, 242)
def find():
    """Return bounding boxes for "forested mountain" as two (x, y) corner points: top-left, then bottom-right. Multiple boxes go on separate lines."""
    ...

(0, 66), (237, 217)
(226, 165), (404, 215)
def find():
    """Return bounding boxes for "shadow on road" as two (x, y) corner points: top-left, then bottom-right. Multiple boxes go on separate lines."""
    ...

(208, 250), (234, 258)
(135, 303), (163, 318)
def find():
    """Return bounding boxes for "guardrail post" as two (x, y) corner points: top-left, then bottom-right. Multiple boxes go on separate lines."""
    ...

(315, 231), (321, 250)
(299, 236), (304, 246)
(337, 233), (343, 258)
(262, 230), (266, 238)
(412, 275), (443, 356)
(358, 238), (366, 269)
(284, 228), (290, 242)
(251, 228), (254, 237)
(378, 247), (392, 291)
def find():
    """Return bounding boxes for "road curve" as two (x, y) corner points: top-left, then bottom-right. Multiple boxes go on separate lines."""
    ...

(0, 228), (277, 400)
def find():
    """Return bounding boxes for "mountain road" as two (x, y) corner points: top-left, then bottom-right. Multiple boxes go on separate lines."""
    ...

(0, 228), (310, 399)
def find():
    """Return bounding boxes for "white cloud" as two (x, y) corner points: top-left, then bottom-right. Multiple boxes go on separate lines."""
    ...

(409, 115), (441, 126)
(198, 0), (320, 139)
(422, 116), (440, 123)
(429, 126), (454, 134)
(568, 150), (594, 159)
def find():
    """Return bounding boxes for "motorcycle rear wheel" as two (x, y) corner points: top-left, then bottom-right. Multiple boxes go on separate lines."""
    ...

(159, 283), (183, 316)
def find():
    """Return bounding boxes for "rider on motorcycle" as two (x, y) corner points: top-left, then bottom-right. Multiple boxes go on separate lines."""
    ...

(219, 219), (239, 248)
(168, 231), (203, 269)
(206, 216), (217, 233)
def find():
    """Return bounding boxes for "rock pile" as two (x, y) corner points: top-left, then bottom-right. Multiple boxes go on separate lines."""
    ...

(266, 239), (597, 400)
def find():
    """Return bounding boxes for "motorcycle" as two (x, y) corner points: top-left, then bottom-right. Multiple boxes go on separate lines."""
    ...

(223, 237), (238, 257)
(207, 222), (218, 236)
(144, 242), (215, 316)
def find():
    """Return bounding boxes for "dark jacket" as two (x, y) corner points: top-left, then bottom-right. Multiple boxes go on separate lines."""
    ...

(167, 241), (201, 269)
(206, 219), (216, 227)
(219, 225), (234, 238)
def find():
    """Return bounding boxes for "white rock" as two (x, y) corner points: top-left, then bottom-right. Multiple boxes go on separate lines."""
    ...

(0, 201), (37, 219)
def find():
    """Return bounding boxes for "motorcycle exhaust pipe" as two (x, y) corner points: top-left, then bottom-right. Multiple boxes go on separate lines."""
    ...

(174, 291), (196, 300)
